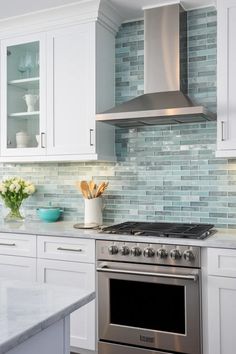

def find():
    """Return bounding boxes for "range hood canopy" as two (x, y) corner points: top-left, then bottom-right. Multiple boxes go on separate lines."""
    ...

(96, 3), (216, 127)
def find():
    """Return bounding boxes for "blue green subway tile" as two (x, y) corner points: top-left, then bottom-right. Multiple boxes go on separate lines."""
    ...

(207, 10), (217, 17)
(190, 202), (208, 207)
(228, 203), (236, 208)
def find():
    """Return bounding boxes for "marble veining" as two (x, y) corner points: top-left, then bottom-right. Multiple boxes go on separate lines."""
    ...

(0, 279), (95, 354)
(0, 221), (235, 249)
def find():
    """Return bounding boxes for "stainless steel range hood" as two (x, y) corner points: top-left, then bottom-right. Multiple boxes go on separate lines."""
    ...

(96, 4), (216, 127)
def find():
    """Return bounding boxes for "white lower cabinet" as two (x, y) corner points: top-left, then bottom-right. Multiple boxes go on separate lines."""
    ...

(37, 258), (95, 351)
(208, 275), (236, 354)
(0, 232), (96, 352)
(0, 254), (36, 281)
(207, 248), (236, 354)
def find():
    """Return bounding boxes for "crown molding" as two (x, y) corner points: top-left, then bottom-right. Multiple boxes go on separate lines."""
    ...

(98, 0), (122, 34)
(0, 0), (121, 38)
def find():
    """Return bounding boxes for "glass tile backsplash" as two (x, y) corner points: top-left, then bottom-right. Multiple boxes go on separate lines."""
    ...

(1, 7), (235, 228)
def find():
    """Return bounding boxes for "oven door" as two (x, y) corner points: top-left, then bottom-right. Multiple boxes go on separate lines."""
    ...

(97, 261), (201, 354)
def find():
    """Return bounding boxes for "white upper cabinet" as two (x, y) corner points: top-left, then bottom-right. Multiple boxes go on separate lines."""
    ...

(1, 34), (47, 157)
(217, 0), (236, 157)
(46, 23), (96, 156)
(0, 0), (120, 162)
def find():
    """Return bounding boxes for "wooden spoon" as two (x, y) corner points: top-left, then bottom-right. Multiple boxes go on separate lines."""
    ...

(88, 180), (96, 198)
(80, 180), (91, 199)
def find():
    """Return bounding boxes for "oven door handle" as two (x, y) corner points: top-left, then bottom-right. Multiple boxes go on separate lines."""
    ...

(96, 266), (198, 282)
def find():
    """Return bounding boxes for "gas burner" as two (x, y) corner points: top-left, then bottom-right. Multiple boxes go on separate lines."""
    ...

(101, 221), (215, 240)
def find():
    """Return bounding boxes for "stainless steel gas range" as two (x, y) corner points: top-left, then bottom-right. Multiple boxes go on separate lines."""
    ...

(96, 221), (215, 354)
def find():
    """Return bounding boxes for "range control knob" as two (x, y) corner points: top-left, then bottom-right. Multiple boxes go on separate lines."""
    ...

(143, 247), (155, 258)
(131, 247), (142, 257)
(108, 245), (118, 255)
(183, 250), (195, 262)
(170, 249), (182, 260)
(120, 246), (130, 256)
(157, 248), (168, 258)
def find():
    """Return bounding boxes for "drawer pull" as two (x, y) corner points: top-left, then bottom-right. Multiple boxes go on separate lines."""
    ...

(57, 247), (83, 252)
(0, 242), (16, 247)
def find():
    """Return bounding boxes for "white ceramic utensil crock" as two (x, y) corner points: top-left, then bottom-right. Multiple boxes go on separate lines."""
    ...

(84, 197), (103, 225)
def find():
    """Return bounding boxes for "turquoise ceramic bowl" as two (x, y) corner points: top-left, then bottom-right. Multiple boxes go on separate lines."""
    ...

(37, 207), (62, 222)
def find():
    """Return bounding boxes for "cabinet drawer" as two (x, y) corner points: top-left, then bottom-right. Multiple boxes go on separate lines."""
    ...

(37, 236), (95, 263)
(0, 233), (36, 257)
(208, 248), (236, 277)
(0, 255), (36, 281)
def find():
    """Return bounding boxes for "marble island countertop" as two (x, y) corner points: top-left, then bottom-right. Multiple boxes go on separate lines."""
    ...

(0, 220), (235, 248)
(0, 279), (95, 354)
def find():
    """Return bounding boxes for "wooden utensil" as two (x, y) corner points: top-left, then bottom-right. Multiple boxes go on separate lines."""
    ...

(98, 182), (108, 196)
(95, 181), (109, 198)
(95, 182), (105, 198)
(88, 179), (96, 198)
(76, 180), (108, 199)
(80, 180), (91, 199)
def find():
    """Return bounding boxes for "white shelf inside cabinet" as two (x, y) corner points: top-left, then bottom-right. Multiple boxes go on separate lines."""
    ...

(8, 111), (40, 118)
(8, 77), (40, 90)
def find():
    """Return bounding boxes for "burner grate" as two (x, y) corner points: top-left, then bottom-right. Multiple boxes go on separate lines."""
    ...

(102, 221), (214, 240)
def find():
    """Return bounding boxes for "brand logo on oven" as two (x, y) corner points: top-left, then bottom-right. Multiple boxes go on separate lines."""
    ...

(140, 335), (154, 343)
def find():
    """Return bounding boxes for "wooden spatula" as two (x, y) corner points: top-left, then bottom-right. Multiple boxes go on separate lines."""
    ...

(95, 182), (105, 198)
(99, 181), (109, 196)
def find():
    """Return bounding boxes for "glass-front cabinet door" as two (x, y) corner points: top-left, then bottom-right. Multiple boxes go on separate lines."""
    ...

(0, 34), (46, 156)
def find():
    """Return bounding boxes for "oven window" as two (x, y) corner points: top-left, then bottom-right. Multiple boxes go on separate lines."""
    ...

(110, 279), (185, 334)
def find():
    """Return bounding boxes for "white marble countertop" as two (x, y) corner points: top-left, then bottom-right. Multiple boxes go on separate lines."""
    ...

(0, 220), (235, 248)
(0, 279), (95, 354)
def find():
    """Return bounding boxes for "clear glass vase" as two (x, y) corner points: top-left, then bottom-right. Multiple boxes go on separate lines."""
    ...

(4, 206), (24, 222)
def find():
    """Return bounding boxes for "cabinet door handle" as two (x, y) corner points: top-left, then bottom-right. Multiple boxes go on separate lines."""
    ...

(0, 242), (16, 247)
(90, 129), (94, 146)
(41, 132), (46, 148)
(57, 247), (83, 252)
(221, 121), (225, 141)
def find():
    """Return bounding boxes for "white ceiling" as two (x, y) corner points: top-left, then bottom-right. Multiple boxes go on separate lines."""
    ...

(0, 0), (216, 21)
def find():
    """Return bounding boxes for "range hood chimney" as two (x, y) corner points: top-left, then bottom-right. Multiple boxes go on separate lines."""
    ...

(96, 4), (216, 127)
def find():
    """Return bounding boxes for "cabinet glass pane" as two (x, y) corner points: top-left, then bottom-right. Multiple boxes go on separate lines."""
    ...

(7, 41), (40, 149)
